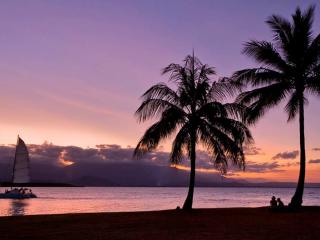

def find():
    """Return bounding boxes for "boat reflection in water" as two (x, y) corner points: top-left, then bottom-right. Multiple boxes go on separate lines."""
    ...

(8, 200), (29, 216)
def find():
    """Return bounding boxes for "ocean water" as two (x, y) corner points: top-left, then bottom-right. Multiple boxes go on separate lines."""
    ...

(0, 187), (319, 216)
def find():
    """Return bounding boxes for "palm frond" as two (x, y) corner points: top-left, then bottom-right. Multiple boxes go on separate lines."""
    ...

(209, 117), (253, 145)
(199, 120), (247, 173)
(223, 103), (250, 123)
(134, 108), (185, 158)
(141, 83), (179, 103)
(236, 82), (291, 124)
(209, 78), (242, 100)
(284, 91), (300, 121)
(304, 33), (320, 70)
(243, 40), (289, 72)
(290, 6), (315, 63)
(198, 64), (216, 81)
(170, 124), (190, 164)
(135, 98), (185, 122)
(306, 73), (320, 96)
(232, 68), (284, 87)
(198, 122), (228, 174)
(266, 14), (292, 59)
(196, 101), (227, 119)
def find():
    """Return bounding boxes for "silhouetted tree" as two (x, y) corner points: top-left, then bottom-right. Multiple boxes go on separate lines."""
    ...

(232, 6), (320, 208)
(134, 53), (253, 210)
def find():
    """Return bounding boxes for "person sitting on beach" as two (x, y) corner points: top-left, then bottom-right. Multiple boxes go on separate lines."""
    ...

(277, 198), (285, 209)
(270, 196), (277, 209)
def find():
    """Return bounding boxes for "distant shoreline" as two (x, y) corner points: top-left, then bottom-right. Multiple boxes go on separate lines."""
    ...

(0, 207), (319, 239)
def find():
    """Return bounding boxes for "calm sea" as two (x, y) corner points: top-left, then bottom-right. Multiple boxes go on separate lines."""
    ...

(0, 187), (319, 216)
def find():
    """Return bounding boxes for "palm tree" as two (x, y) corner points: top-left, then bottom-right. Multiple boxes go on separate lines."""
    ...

(232, 6), (320, 208)
(134, 53), (253, 210)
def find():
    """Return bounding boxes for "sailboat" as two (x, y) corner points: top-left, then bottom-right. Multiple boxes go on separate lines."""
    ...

(0, 136), (37, 199)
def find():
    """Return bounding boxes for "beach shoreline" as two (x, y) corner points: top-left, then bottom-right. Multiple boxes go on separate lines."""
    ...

(0, 207), (319, 240)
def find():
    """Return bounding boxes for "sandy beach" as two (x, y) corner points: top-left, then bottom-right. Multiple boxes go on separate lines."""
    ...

(0, 207), (319, 240)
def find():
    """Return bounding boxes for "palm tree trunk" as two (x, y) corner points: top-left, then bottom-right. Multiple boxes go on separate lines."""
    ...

(289, 96), (306, 208)
(182, 131), (196, 210)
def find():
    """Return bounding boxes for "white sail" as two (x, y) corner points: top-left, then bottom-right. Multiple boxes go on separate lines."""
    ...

(12, 137), (30, 183)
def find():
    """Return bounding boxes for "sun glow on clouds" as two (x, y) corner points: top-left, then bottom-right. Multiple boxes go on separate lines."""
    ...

(58, 150), (75, 166)
(170, 164), (219, 174)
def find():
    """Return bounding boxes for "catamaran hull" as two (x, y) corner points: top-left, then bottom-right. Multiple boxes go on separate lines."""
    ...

(0, 193), (37, 199)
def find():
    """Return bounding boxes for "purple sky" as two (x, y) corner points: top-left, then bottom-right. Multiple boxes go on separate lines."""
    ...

(0, 0), (319, 181)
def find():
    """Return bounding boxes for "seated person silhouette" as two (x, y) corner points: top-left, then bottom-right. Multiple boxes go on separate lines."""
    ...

(277, 198), (285, 209)
(270, 196), (277, 209)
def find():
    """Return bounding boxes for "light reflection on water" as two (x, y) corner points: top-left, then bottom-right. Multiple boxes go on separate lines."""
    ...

(0, 187), (319, 216)
(8, 200), (29, 216)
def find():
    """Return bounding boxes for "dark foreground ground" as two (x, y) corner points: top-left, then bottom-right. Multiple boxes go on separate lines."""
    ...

(0, 207), (319, 240)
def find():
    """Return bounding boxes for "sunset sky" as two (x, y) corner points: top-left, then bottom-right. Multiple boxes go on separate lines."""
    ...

(0, 0), (319, 182)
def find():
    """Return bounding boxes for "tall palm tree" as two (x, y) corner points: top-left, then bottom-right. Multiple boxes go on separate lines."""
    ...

(134, 53), (253, 210)
(232, 6), (320, 208)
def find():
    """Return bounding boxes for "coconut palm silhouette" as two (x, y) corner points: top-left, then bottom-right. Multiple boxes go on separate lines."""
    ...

(232, 6), (320, 208)
(134, 53), (253, 210)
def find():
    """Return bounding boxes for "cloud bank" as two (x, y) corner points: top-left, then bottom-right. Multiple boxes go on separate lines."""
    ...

(272, 150), (299, 160)
(309, 159), (320, 164)
(244, 145), (263, 156)
(0, 143), (279, 185)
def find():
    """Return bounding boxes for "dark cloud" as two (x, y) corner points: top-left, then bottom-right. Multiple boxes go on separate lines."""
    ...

(27, 143), (170, 166)
(244, 161), (283, 173)
(272, 150), (299, 160)
(0, 143), (288, 185)
(280, 162), (300, 167)
(0, 143), (222, 185)
(312, 148), (320, 151)
(243, 145), (263, 156)
(309, 159), (320, 164)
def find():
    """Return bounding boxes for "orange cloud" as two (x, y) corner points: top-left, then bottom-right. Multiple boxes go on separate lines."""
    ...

(58, 150), (75, 166)
(170, 164), (219, 174)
